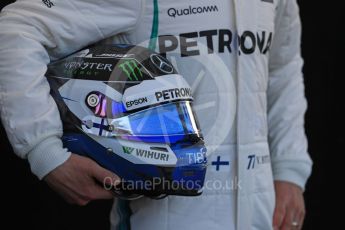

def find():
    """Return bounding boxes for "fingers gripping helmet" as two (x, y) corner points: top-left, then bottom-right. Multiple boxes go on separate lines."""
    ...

(46, 44), (207, 198)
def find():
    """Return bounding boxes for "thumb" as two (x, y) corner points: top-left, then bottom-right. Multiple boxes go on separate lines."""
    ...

(91, 163), (121, 187)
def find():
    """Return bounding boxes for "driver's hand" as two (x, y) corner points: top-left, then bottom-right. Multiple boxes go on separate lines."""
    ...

(44, 154), (120, 205)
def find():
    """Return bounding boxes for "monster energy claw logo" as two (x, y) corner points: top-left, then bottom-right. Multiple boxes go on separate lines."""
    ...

(119, 60), (143, 81)
(122, 146), (134, 154)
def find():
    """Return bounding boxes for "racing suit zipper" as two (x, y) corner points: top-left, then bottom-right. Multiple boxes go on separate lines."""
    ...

(232, 0), (241, 229)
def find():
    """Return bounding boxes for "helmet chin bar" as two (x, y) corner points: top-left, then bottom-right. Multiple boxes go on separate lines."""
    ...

(111, 175), (204, 200)
(64, 131), (206, 198)
(111, 189), (167, 201)
(104, 136), (206, 198)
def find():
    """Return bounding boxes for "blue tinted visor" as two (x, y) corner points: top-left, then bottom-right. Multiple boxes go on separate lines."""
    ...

(110, 101), (201, 143)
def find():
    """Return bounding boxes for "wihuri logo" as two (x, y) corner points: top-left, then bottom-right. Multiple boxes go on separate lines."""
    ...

(122, 146), (170, 161)
(122, 146), (134, 154)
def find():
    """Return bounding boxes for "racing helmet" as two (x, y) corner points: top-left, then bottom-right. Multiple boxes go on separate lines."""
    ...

(46, 44), (207, 198)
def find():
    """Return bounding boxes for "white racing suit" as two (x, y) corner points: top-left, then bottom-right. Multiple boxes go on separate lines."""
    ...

(0, 0), (312, 229)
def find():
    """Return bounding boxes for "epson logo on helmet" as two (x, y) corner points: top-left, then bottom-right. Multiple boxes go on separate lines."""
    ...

(155, 88), (192, 102)
(167, 5), (218, 18)
(126, 97), (148, 108)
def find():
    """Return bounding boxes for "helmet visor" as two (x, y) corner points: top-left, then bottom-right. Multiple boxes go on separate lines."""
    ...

(110, 101), (201, 143)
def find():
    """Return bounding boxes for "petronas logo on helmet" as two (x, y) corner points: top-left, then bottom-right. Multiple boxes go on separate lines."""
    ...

(119, 60), (143, 81)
